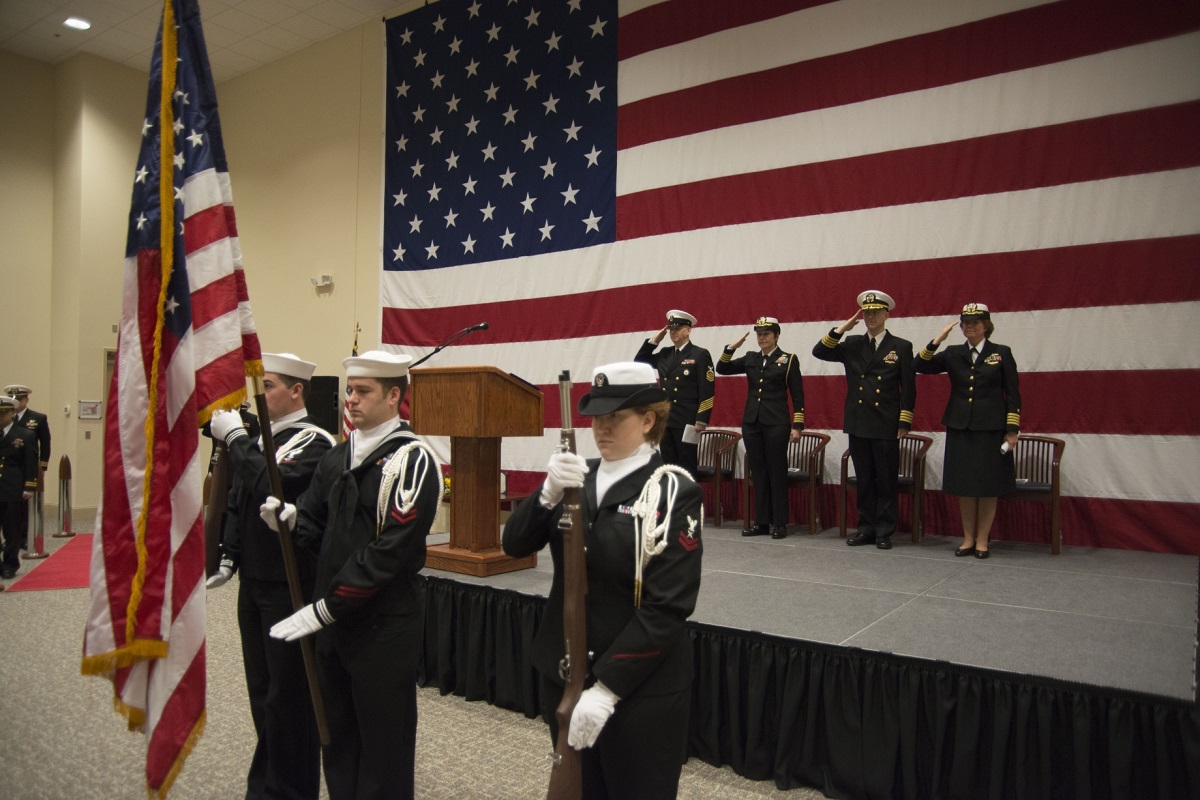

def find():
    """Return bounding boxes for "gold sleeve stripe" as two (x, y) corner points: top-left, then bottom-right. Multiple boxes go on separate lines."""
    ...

(919, 347), (937, 360)
(793, 412), (805, 423)
(1006, 413), (1021, 426)
(898, 410), (914, 423)
(820, 334), (839, 348)
(720, 352), (732, 362)
(698, 398), (714, 412)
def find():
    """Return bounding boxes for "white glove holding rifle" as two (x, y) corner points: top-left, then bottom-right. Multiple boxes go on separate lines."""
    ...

(540, 451), (588, 507)
(259, 495), (296, 532)
(568, 682), (619, 749)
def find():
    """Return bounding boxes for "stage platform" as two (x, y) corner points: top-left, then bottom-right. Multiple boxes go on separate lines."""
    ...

(417, 519), (1200, 799)
(424, 520), (1198, 701)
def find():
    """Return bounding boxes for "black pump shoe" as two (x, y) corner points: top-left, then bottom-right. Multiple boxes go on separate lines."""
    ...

(954, 546), (976, 557)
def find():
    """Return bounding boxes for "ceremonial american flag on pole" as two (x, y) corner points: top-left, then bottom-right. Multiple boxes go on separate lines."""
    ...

(382, 0), (1200, 553)
(82, 0), (263, 794)
(343, 322), (360, 439)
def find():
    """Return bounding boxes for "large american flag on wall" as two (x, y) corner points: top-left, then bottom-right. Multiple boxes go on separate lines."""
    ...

(82, 0), (262, 795)
(382, 0), (1200, 554)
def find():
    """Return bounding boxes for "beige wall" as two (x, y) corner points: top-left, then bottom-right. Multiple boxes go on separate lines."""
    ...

(1, 22), (389, 516)
(219, 23), (385, 367)
(0, 51), (55, 420)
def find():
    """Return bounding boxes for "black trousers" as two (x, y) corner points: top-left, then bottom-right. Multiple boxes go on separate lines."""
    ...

(237, 577), (321, 800)
(742, 421), (791, 527)
(540, 675), (690, 800)
(0, 498), (23, 569)
(658, 427), (698, 478)
(849, 434), (900, 540)
(317, 614), (422, 800)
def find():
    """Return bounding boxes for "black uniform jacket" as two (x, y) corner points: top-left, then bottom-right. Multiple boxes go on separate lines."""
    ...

(634, 340), (716, 429)
(221, 417), (334, 581)
(812, 329), (916, 438)
(17, 408), (50, 470)
(502, 453), (703, 700)
(916, 339), (1021, 432)
(716, 346), (806, 429)
(293, 423), (441, 628)
(0, 424), (38, 500)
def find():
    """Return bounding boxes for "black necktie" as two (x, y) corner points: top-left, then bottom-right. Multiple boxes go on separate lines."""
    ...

(970, 346), (979, 363)
(870, 337), (877, 352)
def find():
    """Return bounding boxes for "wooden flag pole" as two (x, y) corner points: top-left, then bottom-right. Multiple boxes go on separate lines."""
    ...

(251, 375), (332, 745)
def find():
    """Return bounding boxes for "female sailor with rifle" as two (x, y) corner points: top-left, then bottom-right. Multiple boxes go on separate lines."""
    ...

(504, 362), (704, 799)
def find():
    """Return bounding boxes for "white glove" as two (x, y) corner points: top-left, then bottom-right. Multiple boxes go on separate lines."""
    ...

(209, 409), (247, 443)
(259, 496), (296, 532)
(205, 565), (233, 589)
(567, 682), (619, 750)
(540, 451), (588, 507)
(269, 599), (334, 641)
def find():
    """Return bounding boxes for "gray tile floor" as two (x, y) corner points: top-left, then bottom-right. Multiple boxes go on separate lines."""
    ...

(424, 521), (1200, 701)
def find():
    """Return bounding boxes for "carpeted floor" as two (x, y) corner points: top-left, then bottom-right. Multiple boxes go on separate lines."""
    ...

(5, 534), (91, 591)
(0, 529), (820, 799)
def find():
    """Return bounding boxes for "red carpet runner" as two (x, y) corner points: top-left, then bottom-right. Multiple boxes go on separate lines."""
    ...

(6, 535), (92, 592)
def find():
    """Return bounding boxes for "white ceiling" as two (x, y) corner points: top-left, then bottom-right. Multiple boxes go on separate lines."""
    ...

(0, 0), (428, 83)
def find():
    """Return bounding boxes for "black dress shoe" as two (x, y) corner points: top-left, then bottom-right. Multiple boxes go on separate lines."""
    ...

(741, 525), (769, 537)
(876, 538), (892, 550)
(954, 546), (976, 557)
(974, 549), (990, 559)
(846, 532), (876, 546)
(770, 526), (788, 539)
(1, 568), (15, 580)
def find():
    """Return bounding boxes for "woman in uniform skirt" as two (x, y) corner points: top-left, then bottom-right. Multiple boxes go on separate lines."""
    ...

(915, 303), (1021, 558)
(503, 361), (704, 799)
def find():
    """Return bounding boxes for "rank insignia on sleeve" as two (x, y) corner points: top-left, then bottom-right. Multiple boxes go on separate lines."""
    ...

(706, 367), (715, 382)
(677, 516), (701, 552)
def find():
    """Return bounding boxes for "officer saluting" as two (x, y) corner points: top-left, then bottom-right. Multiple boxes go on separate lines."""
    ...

(634, 310), (715, 478)
(0, 395), (37, 581)
(4, 384), (49, 568)
(812, 291), (916, 550)
(3, 385), (50, 479)
(718, 317), (806, 539)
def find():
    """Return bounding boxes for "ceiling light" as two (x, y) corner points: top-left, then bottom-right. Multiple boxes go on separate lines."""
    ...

(63, 17), (92, 31)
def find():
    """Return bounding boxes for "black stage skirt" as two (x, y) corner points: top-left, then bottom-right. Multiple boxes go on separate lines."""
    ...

(942, 428), (1015, 497)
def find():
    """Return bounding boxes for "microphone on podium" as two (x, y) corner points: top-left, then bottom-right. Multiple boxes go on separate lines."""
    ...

(411, 322), (491, 368)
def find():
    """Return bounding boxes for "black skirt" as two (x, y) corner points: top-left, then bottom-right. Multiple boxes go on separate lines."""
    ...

(942, 428), (1015, 497)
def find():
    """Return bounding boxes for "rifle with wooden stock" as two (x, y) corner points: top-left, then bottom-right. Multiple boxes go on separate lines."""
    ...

(547, 369), (588, 800)
(203, 440), (231, 578)
(251, 376), (332, 746)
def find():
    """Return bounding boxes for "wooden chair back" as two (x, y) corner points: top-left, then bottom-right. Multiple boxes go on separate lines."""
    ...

(1003, 434), (1066, 554)
(694, 429), (741, 526)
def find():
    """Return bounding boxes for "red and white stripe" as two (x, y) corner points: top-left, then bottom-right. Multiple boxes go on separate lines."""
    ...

(381, 0), (1200, 553)
(84, 28), (261, 792)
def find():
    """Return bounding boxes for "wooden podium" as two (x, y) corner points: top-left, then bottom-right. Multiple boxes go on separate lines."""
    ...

(410, 366), (543, 576)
